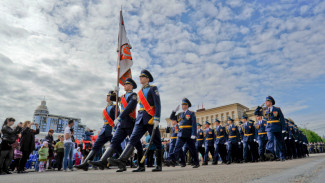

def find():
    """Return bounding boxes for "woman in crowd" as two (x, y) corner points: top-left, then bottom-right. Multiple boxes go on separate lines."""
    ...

(0, 118), (22, 175)
(45, 129), (55, 169)
(54, 135), (65, 171)
(18, 121), (39, 173)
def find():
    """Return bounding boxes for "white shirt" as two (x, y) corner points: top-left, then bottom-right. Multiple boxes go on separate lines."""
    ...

(64, 126), (72, 143)
(268, 106), (273, 113)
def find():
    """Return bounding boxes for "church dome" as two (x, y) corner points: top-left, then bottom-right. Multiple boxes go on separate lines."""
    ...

(34, 100), (49, 115)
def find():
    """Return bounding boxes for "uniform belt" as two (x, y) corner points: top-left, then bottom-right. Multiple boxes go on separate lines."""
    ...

(229, 136), (237, 138)
(244, 134), (253, 136)
(217, 136), (224, 138)
(206, 138), (213, 140)
(258, 132), (267, 135)
(104, 122), (110, 125)
(171, 137), (177, 139)
(139, 107), (145, 111)
(196, 139), (203, 141)
(267, 120), (280, 123)
(179, 125), (192, 128)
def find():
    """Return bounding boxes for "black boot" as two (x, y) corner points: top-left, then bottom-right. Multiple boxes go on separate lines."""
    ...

(89, 147), (115, 170)
(132, 149), (145, 172)
(108, 144), (134, 172)
(74, 150), (95, 171)
(152, 150), (162, 172)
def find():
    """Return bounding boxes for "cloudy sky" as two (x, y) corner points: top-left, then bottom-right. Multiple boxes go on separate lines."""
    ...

(1, 0), (325, 136)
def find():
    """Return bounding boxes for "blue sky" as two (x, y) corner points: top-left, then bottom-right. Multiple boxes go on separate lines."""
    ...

(0, 0), (325, 136)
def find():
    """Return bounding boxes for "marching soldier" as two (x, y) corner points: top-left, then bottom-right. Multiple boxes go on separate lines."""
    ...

(255, 96), (285, 161)
(196, 123), (205, 163)
(108, 69), (162, 172)
(165, 98), (200, 168)
(254, 112), (268, 161)
(287, 120), (297, 159)
(203, 121), (215, 165)
(213, 119), (227, 164)
(89, 78), (144, 171)
(238, 121), (244, 162)
(75, 91), (119, 171)
(242, 116), (256, 162)
(226, 117), (240, 164)
(165, 110), (186, 167)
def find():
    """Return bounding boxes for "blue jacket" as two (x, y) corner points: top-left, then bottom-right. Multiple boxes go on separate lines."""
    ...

(255, 120), (267, 141)
(204, 128), (215, 146)
(242, 121), (255, 142)
(136, 85), (161, 125)
(238, 125), (244, 141)
(118, 91), (137, 128)
(166, 124), (179, 145)
(82, 131), (94, 141)
(288, 125), (295, 139)
(226, 124), (240, 143)
(171, 110), (197, 138)
(256, 106), (285, 132)
(215, 125), (227, 145)
(196, 129), (204, 147)
(103, 103), (119, 134)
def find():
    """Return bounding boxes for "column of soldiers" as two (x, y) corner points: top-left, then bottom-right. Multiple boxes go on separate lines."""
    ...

(75, 70), (319, 172)
(166, 96), (313, 167)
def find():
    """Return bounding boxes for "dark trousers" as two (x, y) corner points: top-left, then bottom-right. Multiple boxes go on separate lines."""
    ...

(146, 150), (155, 166)
(18, 151), (31, 171)
(243, 141), (256, 162)
(110, 127), (142, 154)
(56, 151), (64, 170)
(204, 145), (215, 163)
(196, 144), (205, 161)
(168, 143), (185, 164)
(258, 139), (267, 159)
(170, 137), (199, 165)
(129, 122), (162, 150)
(0, 149), (13, 172)
(227, 142), (238, 163)
(214, 143), (227, 163)
(266, 132), (285, 159)
(10, 158), (20, 171)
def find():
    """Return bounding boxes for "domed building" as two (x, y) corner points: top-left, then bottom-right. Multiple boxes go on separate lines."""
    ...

(33, 100), (87, 140)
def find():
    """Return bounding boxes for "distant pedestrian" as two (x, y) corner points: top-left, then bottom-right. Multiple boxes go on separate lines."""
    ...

(63, 120), (75, 171)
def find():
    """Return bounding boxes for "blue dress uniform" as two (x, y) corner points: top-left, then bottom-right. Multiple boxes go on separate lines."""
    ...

(242, 118), (256, 162)
(167, 98), (200, 168)
(75, 91), (119, 171)
(255, 96), (285, 161)
(254, 119), (268, 161)
(287, 120), (297, 159)
(226, 117), (241, 164)
(203, 122), (215, 165)
(109, 70), (163, 172)
(213, 120), (227, 164)
(90, 78), (143, 171)
(196, 123), (205, 161)
(166, 112), (186, 166)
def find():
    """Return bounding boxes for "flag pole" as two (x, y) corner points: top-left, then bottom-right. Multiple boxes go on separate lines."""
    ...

(115, 9), (122, 119)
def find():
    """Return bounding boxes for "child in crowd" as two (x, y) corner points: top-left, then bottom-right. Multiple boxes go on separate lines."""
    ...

(54, 135), (65, 171)
(74, 147), (82, 165)
(38, 141), (49, 172)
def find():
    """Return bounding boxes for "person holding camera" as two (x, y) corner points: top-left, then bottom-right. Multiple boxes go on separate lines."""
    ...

(18, 121), (40, 173)
(0, 118), (22, 175)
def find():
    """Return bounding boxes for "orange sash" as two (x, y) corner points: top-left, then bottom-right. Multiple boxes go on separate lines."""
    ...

(121, 95), (136, 119)
(103, 108), (114, 127)
(138, 89), (155, 116)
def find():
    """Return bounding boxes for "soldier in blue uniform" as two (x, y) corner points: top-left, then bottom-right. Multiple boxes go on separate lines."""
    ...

(255, 96), (285, 161)
(254, 112), (268, 161)
(287, 120), (297, 159)
(165, 110), (186, 167)
(213, 119), (227, 164)
(75, 91), (119, 171)
(226, 117), (240, 164)
(203, 121), (215, 165)
(196, 123), (205, 163)
(238, 121), (244, 162)
(89, 78), (143, 171)
(165, 98), (200, 168)
(108, 69), (162, 172)
(242, 116), (256, 162)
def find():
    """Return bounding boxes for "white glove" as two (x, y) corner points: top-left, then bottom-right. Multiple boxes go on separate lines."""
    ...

(295, 140), (298, 142)
(238, 142), (240, 145)
(254, 139), (256, 142)
(284, 137), (287, 140)
(282, 130), (286, 133)
(224, 142), (227, 145)
(114, 118), (119, 126)
(202, 144), (204, 147)
(153, 120), (159, 129)
(241, 141), (243, 143)
(191, 135), (196, 139)
(114, 86), (119, 92)
(173, 105), (180, 112)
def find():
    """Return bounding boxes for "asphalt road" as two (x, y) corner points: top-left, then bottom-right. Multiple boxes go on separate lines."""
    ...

(1, 153), (325, 183)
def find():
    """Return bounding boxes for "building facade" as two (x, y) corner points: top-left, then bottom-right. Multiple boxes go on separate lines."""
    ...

(33, 100), (87, 140)
(164, 103), (257, 139)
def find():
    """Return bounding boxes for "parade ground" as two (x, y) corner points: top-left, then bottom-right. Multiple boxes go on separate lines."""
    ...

(0, 153), (324, 183)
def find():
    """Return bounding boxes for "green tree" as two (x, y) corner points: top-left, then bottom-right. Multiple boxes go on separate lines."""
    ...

(299, 128), (324, 142)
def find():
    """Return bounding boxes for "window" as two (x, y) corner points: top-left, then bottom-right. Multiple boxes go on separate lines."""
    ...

(221, 114), (224, 122)
(232, 111), (235, 119)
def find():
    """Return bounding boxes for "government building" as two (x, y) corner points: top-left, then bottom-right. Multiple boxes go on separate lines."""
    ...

(163, 103), (258, 139)
(33, 100), (87, 140)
